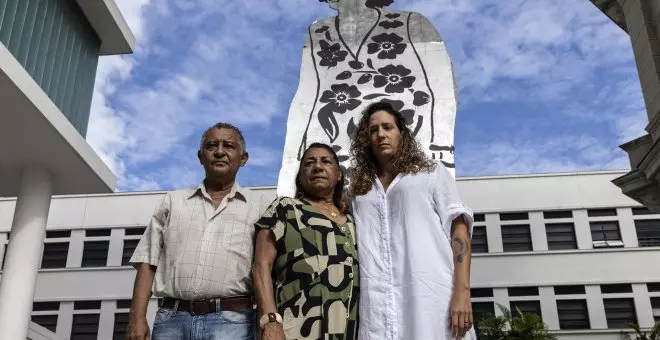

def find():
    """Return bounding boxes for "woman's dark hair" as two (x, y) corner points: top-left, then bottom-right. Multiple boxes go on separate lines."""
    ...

(349, 101), (436, 196)
(318, 0), (393, 9)
(295, 143), (348, 213)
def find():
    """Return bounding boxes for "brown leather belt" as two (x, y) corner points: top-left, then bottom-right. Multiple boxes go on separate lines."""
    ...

(161, 296), (253, 314)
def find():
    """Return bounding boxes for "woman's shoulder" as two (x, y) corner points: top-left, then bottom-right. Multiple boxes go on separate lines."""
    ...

(270, 196), (304, 208)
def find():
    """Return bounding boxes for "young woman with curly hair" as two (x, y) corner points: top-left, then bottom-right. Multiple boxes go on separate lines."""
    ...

(349, 101), (476, 340)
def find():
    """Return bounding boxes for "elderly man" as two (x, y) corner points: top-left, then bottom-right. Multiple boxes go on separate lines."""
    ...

(126, 123), (271, 340)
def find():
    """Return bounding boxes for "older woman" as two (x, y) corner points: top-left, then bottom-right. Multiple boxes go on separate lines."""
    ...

(253, 143), (359, 340)
(349, 101), (475, 340)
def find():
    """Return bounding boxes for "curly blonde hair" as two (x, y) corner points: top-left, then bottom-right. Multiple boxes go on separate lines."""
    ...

(349, 101), (436, 196)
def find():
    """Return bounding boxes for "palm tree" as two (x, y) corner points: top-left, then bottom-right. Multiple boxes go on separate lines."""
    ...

(622, 323), (660, 340)
(474, 304), (557, 340)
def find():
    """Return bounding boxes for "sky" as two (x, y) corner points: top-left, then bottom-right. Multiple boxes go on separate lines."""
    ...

(87, 0), (646, 192)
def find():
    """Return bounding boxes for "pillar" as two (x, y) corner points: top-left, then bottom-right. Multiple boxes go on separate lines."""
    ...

(0, 168), (52, 340)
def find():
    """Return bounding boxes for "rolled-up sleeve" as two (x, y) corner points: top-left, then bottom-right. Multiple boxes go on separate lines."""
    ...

(432, 163), (474, 239)
(129, 193), (170, 267)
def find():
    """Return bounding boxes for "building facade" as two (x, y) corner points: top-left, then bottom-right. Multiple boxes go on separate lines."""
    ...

(0, 171), (658, 339)
(591, 0), (660, 210)
(0, 0), (134, 338)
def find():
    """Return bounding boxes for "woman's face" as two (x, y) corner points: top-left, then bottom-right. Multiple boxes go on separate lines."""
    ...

(299, 147), (341, 196)
(368, 110), (401, 164)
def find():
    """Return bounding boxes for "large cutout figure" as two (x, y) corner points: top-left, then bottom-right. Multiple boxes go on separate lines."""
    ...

(277, 0), (458, 197)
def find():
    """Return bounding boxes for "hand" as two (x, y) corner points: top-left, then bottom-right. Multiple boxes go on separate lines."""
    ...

(126, 315), (150, 340)
(261, 322), (286, 340)
(449, 288), (472, 339)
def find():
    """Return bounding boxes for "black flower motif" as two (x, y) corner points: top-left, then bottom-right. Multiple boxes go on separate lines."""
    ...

(315, 26), (329, 33)
(385, 13), (401, 19)
(317, 40), (348, 67)
(320, 83), (362, 113)
(379, 20), (404, 29)
(373, 65), (416, 93)
(379, 99), (415, 125)
(367, 33), (407, 60)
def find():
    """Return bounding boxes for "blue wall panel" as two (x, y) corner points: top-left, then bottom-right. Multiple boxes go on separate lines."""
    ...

(0, 0), (101, 137)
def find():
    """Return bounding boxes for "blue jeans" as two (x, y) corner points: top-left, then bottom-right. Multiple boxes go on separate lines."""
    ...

(151, 306), (256, 340)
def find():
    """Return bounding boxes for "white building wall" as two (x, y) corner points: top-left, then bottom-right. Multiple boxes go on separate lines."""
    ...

(0, 172), (659, 339)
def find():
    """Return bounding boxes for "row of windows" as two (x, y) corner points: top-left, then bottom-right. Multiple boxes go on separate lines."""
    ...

(473, 206), (657, 222)
(31, 300), (131, 340)
(1, 228), (144, 269)
(470, 219), (660, 253)
(471, 283), (660, 330)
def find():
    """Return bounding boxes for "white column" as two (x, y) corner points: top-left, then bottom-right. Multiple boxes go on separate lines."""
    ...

(539, 287), (559, 330)
(529, 212), (548, 251)
(0, 168), (52, 340)
(586, 285), (607, 329)
(493, 288), (509, 317)
(573, 210), (593, 250)
(632, 284), (655, 328)
(485, 214), (503, 253)
(617, 208), (639, 248)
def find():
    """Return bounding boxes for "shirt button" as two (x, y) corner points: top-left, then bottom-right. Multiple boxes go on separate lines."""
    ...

(341, 227), (346, 232)
(345, 242), (349, 247)
(349, 273), (354, 278)
(346, 258), (353, 264)
(346, 313), (350, 318)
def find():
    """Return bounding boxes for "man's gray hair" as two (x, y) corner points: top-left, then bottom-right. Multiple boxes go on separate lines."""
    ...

(200, 122), (247, 152)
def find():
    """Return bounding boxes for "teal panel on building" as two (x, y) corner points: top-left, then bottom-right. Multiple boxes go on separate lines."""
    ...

(0, 0), (101, 137)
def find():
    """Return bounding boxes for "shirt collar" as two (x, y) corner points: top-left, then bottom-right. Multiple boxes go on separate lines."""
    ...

(188, 181), (247, 202)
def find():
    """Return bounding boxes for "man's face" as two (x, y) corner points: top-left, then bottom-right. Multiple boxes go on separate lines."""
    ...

(198, 128), (248, 180)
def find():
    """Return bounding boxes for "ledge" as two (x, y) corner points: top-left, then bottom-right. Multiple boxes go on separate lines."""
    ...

(75, 0), (135, 55)
(0, 42), (116, 196)
(590, 0), (627, 32)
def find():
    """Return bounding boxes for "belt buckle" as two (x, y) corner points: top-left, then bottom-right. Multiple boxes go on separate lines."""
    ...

(189, 301), (198, 315)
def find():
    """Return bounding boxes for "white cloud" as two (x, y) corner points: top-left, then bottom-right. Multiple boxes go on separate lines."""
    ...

(86, 0), (646, 190)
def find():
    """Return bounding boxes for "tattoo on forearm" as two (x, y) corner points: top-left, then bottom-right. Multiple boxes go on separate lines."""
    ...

(451, 237), (468, 264)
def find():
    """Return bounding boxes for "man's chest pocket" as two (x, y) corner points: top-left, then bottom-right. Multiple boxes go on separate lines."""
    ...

(216, 214), (252, 246)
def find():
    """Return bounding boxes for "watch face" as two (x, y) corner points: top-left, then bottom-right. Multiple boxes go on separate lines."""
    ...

(269, 313), (276, 322)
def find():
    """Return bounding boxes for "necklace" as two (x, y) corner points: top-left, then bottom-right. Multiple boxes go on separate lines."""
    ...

(316, 202), (339, 218)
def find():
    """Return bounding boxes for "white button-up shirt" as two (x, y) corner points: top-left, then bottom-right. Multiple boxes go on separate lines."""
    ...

(130, 182), (272, 300)
(351, 162), (475, 340)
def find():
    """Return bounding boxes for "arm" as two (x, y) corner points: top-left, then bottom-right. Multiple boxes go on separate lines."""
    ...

(127, 264), (156, 340)
(126, 194), (169, 340)
(450, 216), (473, 338)
(253, 229), (285, 340)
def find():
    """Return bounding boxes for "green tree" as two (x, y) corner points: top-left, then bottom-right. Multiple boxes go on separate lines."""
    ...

(474, 304), (557, 340)
(622, 323), (660, 340)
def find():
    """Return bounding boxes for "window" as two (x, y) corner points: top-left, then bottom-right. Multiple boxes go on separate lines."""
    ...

(604, 298), (637, 328)
(590, 221), (623, 248)
(473, 302), (495, 316)
(546, 223), (577, 250)
(510, 301), (542, 318)
(122, 240), (140, 266)
(114, 313), (129, 340)
(554, 285), (586, 295)
(31, 301), (60, 333)
(474, 214), (485, 222)
(125, 227), (146, 236)
(557, 300), (590, 330)
(501, 225), (532, 252)
(82, 229), (112, 268)
(588, 208), (617, 217)
(117, 300), (132, 309)
(632, 207), (656, 215)
(500, 212), (529, 221)
(71, 314), (100, 339)
(651, 297), (660, 322)
(543, 210), (573, 219)
(81, 241), (109, 267)
(471, 227), (488, 253)
(41, 242), (69, 268)
(648, 283), (660, 292)
(471, 288), (493, 298)
(601, 284), (633, 294)
(508, 287), (539, 297)
(86, 229), (111, 237)
(635, 220), (660, 247)
(46, 230), (71, 238)
(31, 315), (58, 332)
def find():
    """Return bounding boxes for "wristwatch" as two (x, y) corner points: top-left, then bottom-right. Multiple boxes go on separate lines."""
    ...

(259, 312), (283, 329)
